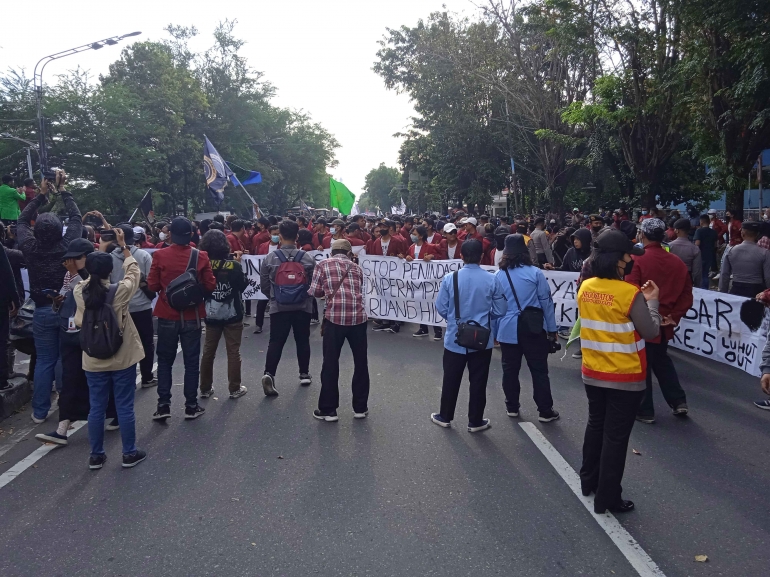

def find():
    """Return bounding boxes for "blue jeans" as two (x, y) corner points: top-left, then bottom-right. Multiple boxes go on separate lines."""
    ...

(85, 365), (137, 456)
(32, 305), (60, 419)
(156, 319), (201, 408)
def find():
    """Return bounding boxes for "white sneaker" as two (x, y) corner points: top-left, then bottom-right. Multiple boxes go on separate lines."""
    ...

(31, 415), (46, 424)
(229, 386), (248, 399)
(353, 411), (369, 419)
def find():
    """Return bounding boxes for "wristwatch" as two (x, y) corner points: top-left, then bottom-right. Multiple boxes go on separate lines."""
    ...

(119, 245), (128, 251)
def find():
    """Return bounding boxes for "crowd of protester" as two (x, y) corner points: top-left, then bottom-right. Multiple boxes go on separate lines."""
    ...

(3, 172), (770, 511)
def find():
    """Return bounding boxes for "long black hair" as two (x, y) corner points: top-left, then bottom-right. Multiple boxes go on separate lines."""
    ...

(413, 225), (428, 243)
(590, 250), (624, 280)
(498, 252), (533, 269)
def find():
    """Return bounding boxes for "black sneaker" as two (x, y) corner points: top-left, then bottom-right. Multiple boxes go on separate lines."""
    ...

(141, 377), (158, 388)
(430, 413), (451, 428)
(184, 405), (206, 420)
(635, 414), (655, 424)
(506, 406), (520, 418)
(433, 330), (443, 341)
(412, 328), (429, 337)
(35, 431), (68, 445)
(122, 450), (147, 468)
(105, 418), (120, 431)
(313, 409), (339, 422)
(603, 499), (635, 514)
(538, 409), (560, 423)
(468, 419), (491, 433)
(372, 324), (391, 332)
(152, 405), (171, 421)
(262, 373), (278, 396)
(89, 454), (107, 470)
(672, 403), (689, 416)
(391, 323), (401, 333)
(253, 326), (263, 334)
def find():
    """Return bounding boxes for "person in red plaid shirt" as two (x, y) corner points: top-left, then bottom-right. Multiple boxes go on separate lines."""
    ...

(308, 239), (369, 422)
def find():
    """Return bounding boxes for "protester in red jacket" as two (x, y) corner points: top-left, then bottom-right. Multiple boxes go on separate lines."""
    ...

(403, 225), (440, 261)
(398, 216), (414, 240)
(345, 223), (367, 246)
(366, 220), (404, 256)
(250, 218), (271, 254)
(625, 218), (692, 423)
(351, 215), (371, 243)
(257, 225), (281, 254)
(147, 217), (217, 421)
(437, 223), (463, 259)
(226, 219), (249, 253)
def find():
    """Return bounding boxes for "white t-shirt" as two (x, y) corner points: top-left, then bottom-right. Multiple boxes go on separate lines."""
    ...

(447, 244), (457, 259)
(268, 244), (278, 253)
(427, 233), (436, 243)
(414, 244), (422, 259)
(494, 249), (504, 266)
(380, 239), (390, 254)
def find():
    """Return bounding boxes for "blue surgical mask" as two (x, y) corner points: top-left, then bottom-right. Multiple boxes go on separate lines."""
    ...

(271, 235), (280, 243)
(410, 234), (418, 243)
(330, 227), (337, 234)
(641, 211), (648, 215)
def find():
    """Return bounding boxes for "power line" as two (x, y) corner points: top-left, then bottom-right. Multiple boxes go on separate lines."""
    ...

(0, 147), (27, 163)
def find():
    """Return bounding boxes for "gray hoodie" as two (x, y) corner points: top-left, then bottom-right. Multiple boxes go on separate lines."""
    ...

(110, 246), (153, 312)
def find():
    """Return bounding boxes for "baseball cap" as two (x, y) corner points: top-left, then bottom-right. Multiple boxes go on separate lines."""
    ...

(595, 229), (645, 256)
(465, 217), (478, 226)
(331, 219), (345, 227)
(331, 238), (352, 252)
(132, 226), (144, 237)
(443, 223), (458, 234)
(640, 217), (666, 241)
(707, 209), (717, 215)
(62, 238), (96, 260)
(169, 217), (193, 245)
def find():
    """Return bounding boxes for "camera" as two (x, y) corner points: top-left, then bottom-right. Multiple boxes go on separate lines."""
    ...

(42, 169), (57, 182)
(549, 339), (562, 354)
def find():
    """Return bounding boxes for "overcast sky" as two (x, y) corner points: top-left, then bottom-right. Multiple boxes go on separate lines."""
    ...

(1, 0), (476, 200)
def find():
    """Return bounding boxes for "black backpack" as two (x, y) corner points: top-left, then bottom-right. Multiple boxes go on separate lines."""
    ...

(80, 284), (123, 359)
(165, 249), (205, 316)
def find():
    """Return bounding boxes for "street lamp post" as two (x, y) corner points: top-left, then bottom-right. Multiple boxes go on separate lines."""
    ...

(0, 133), (38, 179)
(33, 31), (142, 173)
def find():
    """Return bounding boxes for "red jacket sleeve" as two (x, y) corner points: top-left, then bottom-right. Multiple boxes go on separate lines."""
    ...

(147, 251), (162, 292)
(197, 250), (217, 292)
(626, 256), (643, 288)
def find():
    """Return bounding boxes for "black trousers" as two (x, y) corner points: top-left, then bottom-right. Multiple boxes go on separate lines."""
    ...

(500, 331), (553, 413)
(245, 300), (252, 315)
(264, 310), (311, 376)
(318, 321), (370, 413)
(255, 299), (268, 328)
(419, 324), (443, 336)
(130, 309), (155, 383)
(439, 347), (493, 425)
(730, 281), (765, 299)
(580, 385), (645, 513)
(59, 337), (91, 422)
(638, 337), (687, 417)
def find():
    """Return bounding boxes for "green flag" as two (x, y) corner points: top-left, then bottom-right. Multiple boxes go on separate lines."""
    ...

(329, 178), (356, 215)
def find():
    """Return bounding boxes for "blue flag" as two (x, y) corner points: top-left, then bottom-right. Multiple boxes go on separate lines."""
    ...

(229, 169), (262, 186)
(203, 136), (233, 205)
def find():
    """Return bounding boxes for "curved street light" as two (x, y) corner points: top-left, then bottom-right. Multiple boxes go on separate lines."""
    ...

(33, 31), (142, 172)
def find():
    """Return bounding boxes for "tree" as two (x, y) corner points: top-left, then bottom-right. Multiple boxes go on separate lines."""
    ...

(362, 163), (401, 212)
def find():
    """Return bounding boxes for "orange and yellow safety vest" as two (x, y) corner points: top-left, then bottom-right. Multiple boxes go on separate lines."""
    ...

(577, 277), (647, 382)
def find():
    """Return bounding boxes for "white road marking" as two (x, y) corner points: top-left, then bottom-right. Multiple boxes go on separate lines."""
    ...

(0, 421), (86, 490)
(519, 422), (666, 577)
(0, 405), (59, 458)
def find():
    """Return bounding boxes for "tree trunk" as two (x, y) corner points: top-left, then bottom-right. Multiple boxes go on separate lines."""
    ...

(725, 181), (744, 215)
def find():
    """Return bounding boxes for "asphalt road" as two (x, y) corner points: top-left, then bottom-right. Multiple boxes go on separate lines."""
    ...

(0, 318), (768, 577)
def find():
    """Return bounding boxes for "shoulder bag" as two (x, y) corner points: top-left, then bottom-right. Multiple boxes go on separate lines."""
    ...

(504, 269), (545, 335)
(453, 270), (491, 351)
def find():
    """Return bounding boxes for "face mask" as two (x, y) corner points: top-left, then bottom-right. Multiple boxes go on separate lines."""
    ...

(620, 259), (634, 277)
(410, 234), (418, 243)
(330, 227), (337, 234)
(159, 232), (167, 241)
(380, 229), (389, 237)
(641, 211), (648, 215)
(271, 235), (280, 244)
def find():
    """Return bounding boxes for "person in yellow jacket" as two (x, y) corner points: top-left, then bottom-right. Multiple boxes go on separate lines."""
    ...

(577, 229), (661, 514)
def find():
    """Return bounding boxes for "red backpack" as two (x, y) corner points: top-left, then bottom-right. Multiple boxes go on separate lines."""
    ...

(273, 249), (309, 305)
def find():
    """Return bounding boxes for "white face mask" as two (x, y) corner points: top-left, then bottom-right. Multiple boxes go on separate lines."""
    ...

(330, 227), (337, 234)
(159, 232), (167, 241)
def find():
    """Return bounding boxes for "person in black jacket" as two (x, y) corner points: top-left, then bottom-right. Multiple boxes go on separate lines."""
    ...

(17, 172), (82, 423)
(547, 227), (593, 272)
(198, 230), (250, 400)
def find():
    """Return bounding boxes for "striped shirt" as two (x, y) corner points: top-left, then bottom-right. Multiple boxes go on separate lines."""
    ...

(308, 255), (367, 326)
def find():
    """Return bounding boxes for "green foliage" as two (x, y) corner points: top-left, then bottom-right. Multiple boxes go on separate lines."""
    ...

(0, 21), (338, 218)
(361, 163), (401, 212)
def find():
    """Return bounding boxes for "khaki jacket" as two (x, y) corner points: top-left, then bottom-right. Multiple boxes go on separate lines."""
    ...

(74, 256), (145, 372)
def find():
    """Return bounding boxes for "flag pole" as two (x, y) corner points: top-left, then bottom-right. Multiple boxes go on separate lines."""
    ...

(129, 188), (152, 223)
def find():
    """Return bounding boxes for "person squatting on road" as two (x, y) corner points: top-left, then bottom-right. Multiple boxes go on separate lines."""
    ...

(577, 229), (662, 514)
(494, 234), (560, 423)
(198, 229), (250, 400)
(308, 238), (370, 422)
(259, 219), (316, 397)
(430, 240), (507, 432)
(74, 231), (147, 470)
